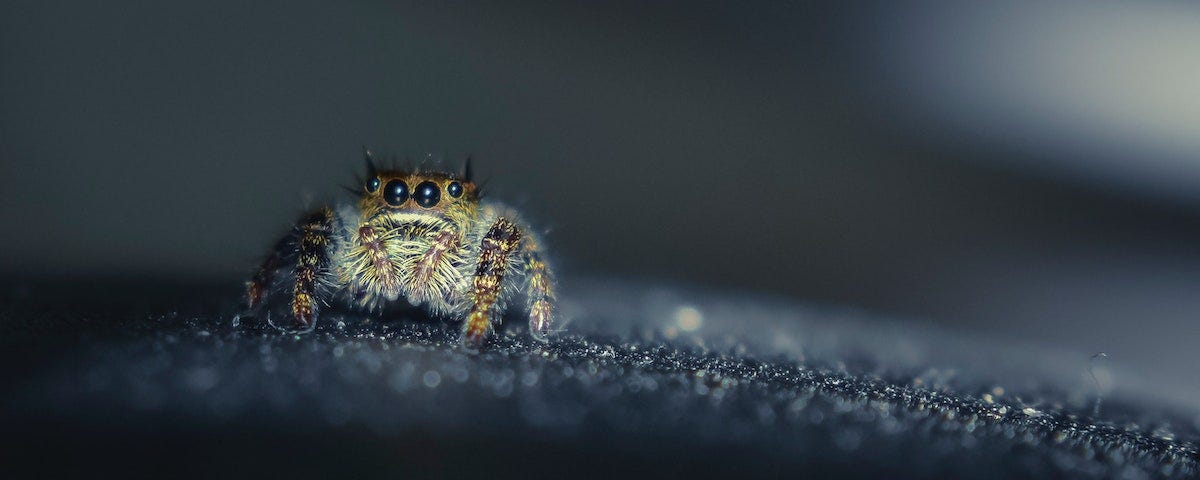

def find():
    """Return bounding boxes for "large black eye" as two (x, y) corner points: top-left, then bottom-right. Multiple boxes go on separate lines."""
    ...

(447, 181), (463, 198)
(383, 180), (408, 206)
(365, 177), (381, 193)
(413, 181), (440, 208)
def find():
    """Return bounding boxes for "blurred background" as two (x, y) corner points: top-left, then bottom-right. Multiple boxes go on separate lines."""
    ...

(2, 1), (1198, 406)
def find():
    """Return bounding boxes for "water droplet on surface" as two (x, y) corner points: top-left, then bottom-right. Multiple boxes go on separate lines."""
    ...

(422, 370), (441, 388)
(674, 305), (703, 332)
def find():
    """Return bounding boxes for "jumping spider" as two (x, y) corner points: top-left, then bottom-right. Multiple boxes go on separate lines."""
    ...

(245, 150), (556, 347)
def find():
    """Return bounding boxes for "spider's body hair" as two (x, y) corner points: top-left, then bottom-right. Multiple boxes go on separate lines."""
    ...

(246, 154), (556, 347)
(334, 200), (538, 318)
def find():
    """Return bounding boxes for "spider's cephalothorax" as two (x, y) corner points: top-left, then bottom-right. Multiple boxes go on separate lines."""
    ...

(245, 150), (556, 347)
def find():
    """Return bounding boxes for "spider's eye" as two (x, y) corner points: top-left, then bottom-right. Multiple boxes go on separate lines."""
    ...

(413, 181), (440, 208)
(447, 181), (463, 198)
(365, 177), (381, 193)
(383, 180), (408, 206)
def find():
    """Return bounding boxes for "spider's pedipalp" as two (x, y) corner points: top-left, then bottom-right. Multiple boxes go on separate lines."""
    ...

(410, 229), (462, 311)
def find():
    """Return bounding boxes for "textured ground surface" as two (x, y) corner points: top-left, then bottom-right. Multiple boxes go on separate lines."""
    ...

(2, 279), (1197, 479)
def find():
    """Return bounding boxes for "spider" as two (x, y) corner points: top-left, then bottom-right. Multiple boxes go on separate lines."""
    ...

(245, 149), (556, 347)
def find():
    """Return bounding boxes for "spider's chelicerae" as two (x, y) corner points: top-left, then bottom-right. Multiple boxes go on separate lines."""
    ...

(245, 150), (556, 347)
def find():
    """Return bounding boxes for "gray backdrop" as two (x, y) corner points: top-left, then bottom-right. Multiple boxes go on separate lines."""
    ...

(3, 1), (1199, 407)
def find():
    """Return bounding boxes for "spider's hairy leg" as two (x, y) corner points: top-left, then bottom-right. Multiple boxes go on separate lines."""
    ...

(245, 234), (291, 311)
(290, 207), (336, 329)
(355, 224), (402, 302)
(519, 233), (556, 342)
(463, 217), (522, 348)
(410, 229), (461, 307)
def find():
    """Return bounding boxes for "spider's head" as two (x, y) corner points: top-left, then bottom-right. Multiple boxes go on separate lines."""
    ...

(357, 149), (480, 217)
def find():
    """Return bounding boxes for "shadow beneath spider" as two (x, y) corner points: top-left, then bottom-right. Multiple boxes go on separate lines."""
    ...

(238, 300), (535, 341)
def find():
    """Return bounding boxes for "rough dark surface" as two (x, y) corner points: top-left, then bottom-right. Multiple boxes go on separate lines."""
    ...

(2, 279), (1197, 479)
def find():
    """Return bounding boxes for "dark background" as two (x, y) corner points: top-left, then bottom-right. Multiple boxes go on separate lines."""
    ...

(2, 0), (1198, 408)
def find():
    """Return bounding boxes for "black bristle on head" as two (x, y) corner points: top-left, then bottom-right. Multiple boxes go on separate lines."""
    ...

(363, 146), (377, 177)
(463, 155), (474, 182)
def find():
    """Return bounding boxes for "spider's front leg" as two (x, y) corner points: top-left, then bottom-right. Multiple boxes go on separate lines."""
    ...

(462, 218), (522, 347)
(245, 206), (336, 330)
